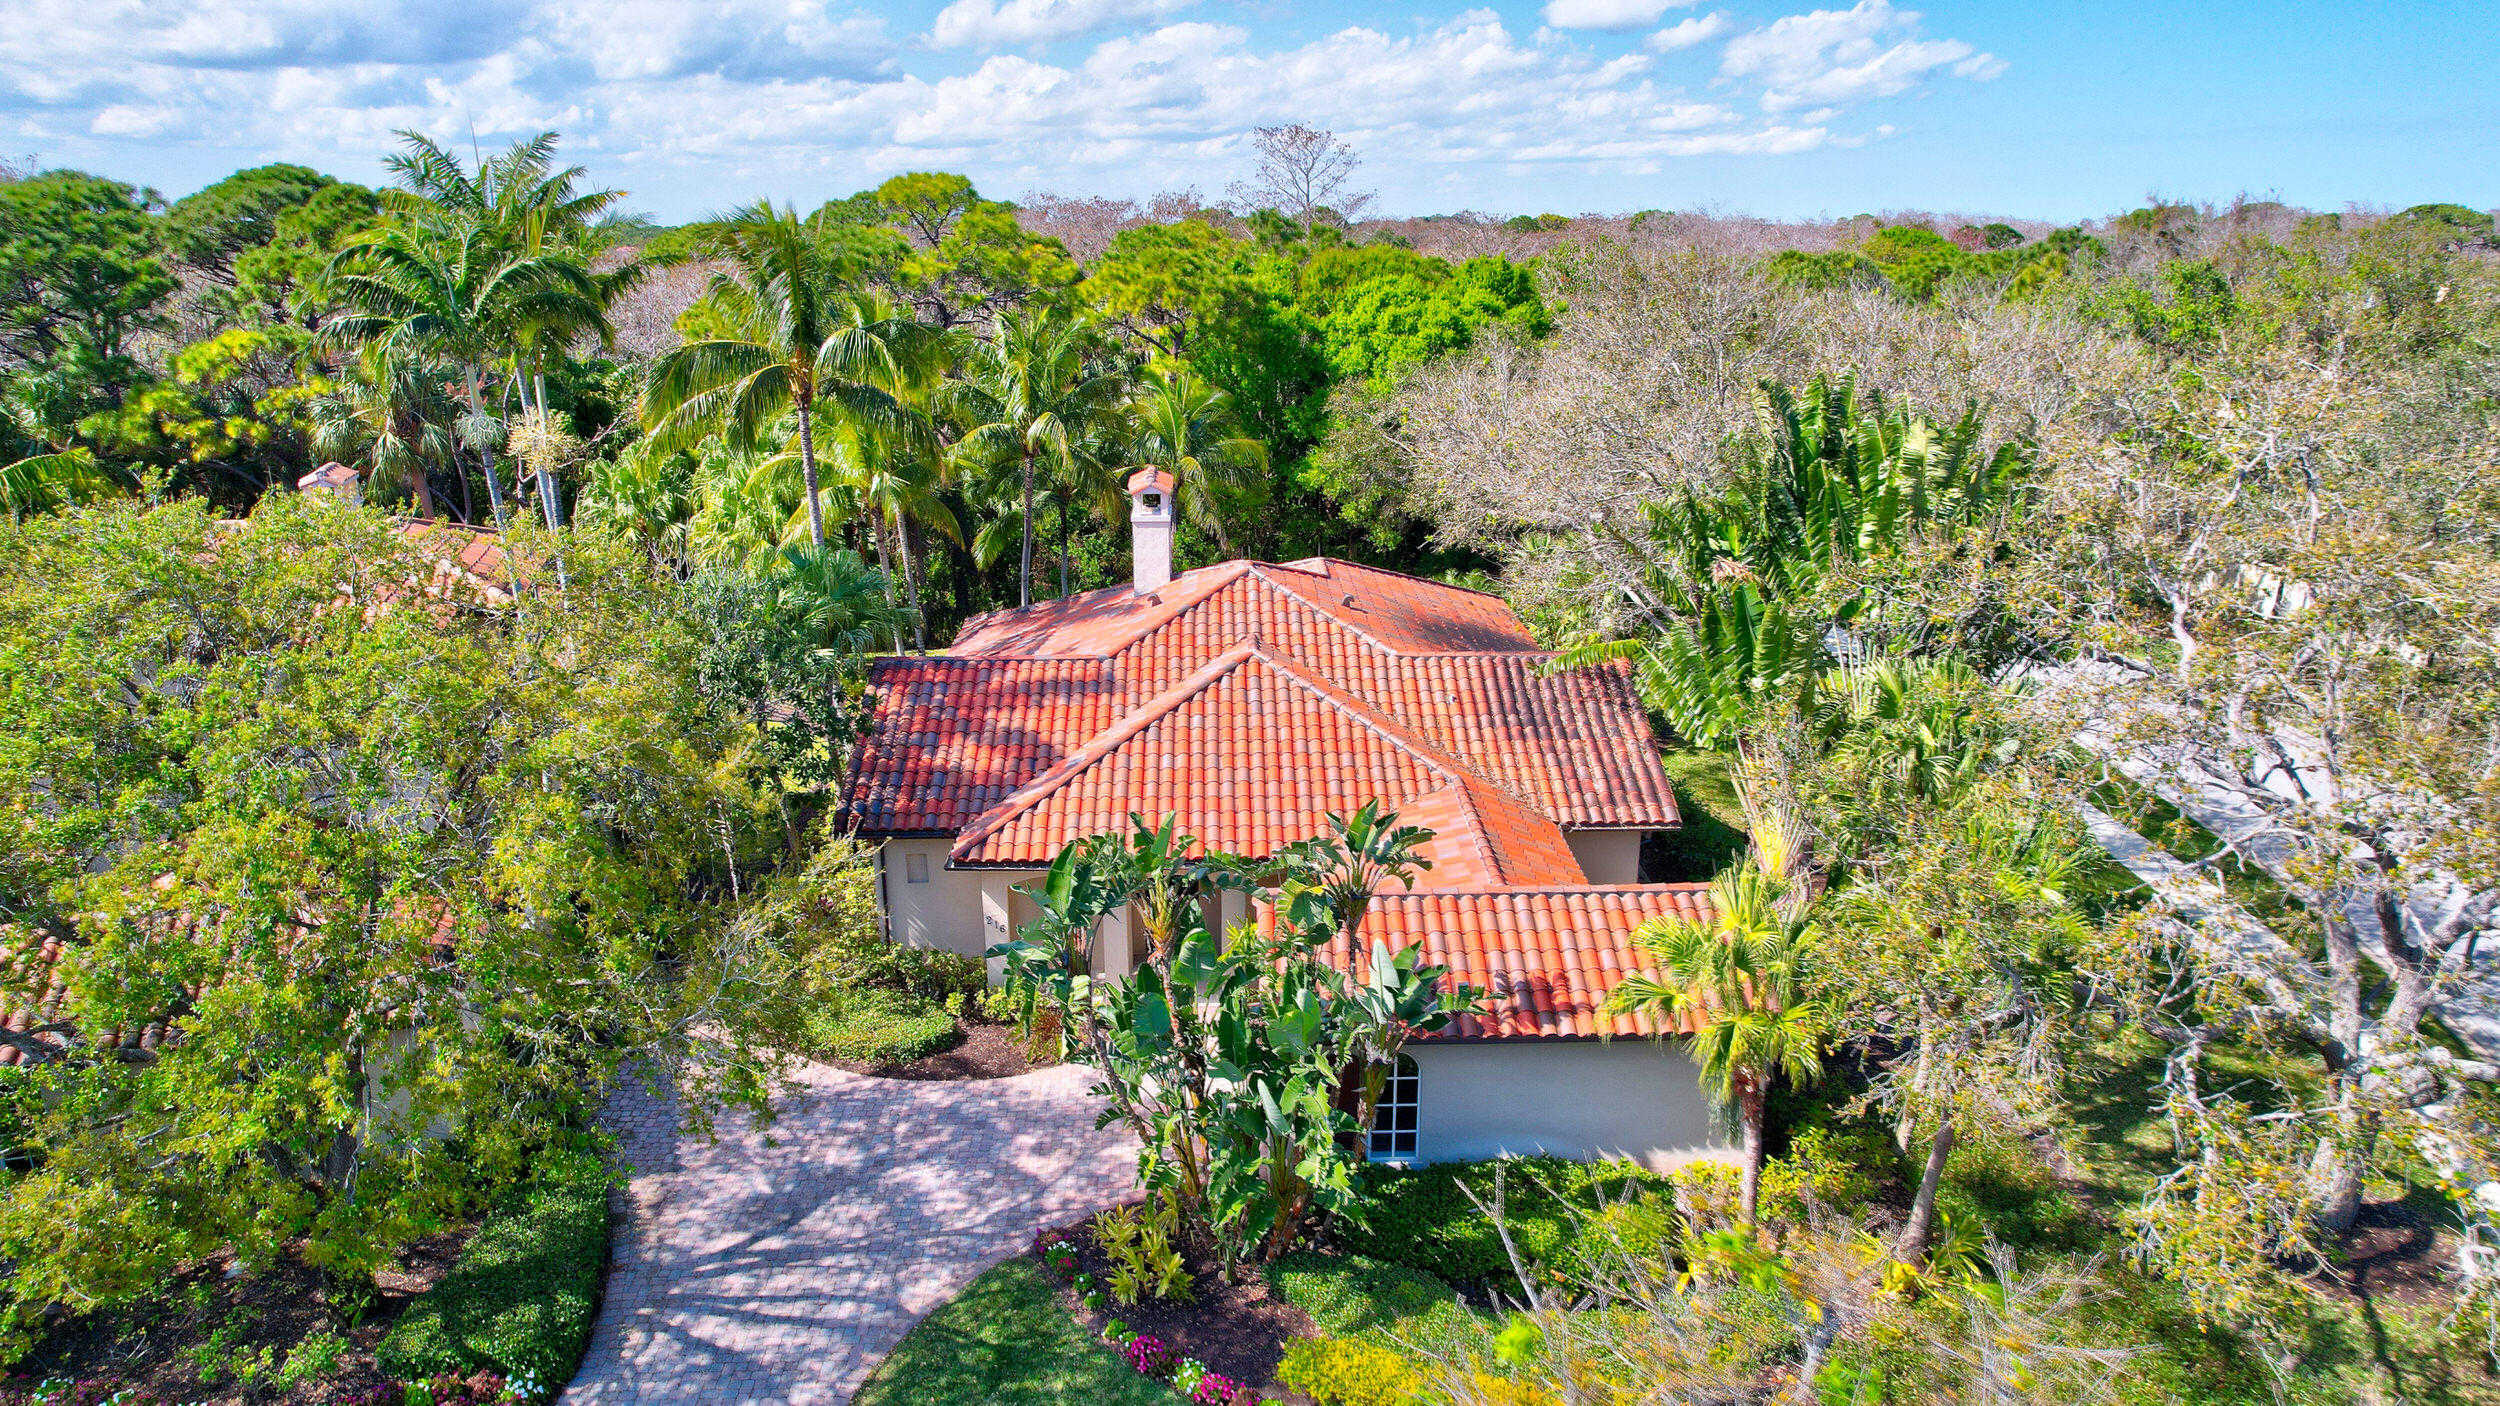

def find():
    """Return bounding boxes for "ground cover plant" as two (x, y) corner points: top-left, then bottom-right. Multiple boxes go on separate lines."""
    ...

(376, 1145), (609, 1393)
(850, 1256), (1173, 1406)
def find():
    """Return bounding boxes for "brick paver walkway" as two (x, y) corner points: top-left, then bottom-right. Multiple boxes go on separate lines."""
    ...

(564, 1057), (1136, 1406)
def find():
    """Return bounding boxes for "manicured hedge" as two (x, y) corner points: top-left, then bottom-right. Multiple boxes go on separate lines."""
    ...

(1330, 1156), (1667, 1289)
(377, 1146), (609, 1394)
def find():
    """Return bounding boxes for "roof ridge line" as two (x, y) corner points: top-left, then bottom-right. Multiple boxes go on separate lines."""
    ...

(1270, 556), (1512, 603)
(1239, 564), (1406, 658)
(1241, 645), (1552, 884)
(948, 641), (1262, 857)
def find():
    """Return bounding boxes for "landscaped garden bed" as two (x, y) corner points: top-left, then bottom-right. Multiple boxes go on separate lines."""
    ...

(819, 1000), (1047, 1081)
(1, 1148), (609, 1406)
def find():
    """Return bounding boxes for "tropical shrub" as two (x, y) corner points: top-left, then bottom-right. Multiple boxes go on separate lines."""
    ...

(996, 808), (1470, 1269)
(1331, 1157), (1668, 1291)
(796, 988), (960, 1065)
(1278, 1336), (1422, 1406)
(1094, 1199), (1194, 1305)
(377, 1147), (609, 1389)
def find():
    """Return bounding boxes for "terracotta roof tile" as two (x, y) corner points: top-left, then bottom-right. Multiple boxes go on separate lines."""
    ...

(845, 558), (1678, 834)
(1, 928), (184, 1066)
(1282, 884), (1715, 1041)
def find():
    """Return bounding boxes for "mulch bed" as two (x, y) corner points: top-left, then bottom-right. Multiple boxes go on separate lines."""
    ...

(1042, 1212), (1317, 1400)
(6, 1228), (472, 1405)
(830, 1017), (1044, 1082)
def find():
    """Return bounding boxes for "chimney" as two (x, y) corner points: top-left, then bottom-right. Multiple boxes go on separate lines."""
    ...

(298, 461), (362, 507)
(1127, 466), (1174, 595)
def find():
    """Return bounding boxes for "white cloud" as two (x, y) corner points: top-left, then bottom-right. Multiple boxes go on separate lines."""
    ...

(1540, 0), (1693, 30)
(1721, 0), (2001, 111)
(929, 0), (1195, 49)
(1647, 12), (1728, 51)
(0, 0), (2008, 212)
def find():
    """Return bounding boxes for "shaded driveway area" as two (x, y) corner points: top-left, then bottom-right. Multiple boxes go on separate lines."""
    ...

(564, 1058), (1136, 1406)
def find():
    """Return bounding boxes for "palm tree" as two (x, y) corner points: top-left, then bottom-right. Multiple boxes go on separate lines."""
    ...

(640, 204), (920, 550)
(324, 217), (609, 538)
(1129, 363), (1268, 555)
(819, 421), (957, 650)
(1607, 866), (1828, 1232)
(365, 131), (632, 529)
(764, 542), (914, 654)
(947, 307), (1130, 606)
(383, 131), (626, 245)
(0, 448), (119, 520)
(306, 349), (459, 519)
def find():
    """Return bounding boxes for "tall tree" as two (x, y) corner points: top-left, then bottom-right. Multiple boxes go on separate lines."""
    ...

(640, 203), (918, 549)
(0, 172), (176, 431)
(1128, 362), (1268, 556)
(323, 216), (607, 533)
(0, 498), (783, 1355)
(1228, 125), (1372, 227)
(947, 306), (1128, 606)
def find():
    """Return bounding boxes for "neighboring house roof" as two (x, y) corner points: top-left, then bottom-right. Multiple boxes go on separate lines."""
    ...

(1299, 885), (1715, 1041)
(396, 520), (519, 602)
(1, 929), (184, 1067)
(843, 555), (1709, 1044)
(2, 903), (458, 1070)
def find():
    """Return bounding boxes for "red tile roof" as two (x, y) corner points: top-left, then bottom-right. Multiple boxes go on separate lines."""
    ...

(0, 930), (182, 1067)
(847, 559), (1679, 837)
(844, 555), (1704, 1044)
(949, 645), (1599, 883)
(1302, 885), (1716, 1041)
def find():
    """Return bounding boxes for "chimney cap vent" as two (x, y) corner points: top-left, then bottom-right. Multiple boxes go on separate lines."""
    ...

(298, 462), (360, 494)
(1125, 467), (1174, 498)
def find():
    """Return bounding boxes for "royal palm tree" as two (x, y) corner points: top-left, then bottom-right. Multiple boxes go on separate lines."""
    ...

(324, 217), (610, 537)
(1129, 363), (1268, 555)
(371, 131), (633, 528)
(1607, 866), (1828, 1232)
(946, 307), (1129, 606)
(640, 204), (920, 550)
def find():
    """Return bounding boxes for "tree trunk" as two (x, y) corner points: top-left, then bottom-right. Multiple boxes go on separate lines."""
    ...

(896, 510), (927, 651)
(1018, 446), (1035, 607)
(797, 384), (827, 549)
(532, 368), (562, 531)
(1738, 1076), (1768, 1232)
(1894, 1114), (1957, 1259)
(1057, 495), (1070, 599)
(464, 369), (511, 535)
(2308, 1107), (2373, 1235)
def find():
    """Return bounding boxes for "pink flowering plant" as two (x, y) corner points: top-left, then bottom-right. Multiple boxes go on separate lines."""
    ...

(1120, 1333), (1178, 1380)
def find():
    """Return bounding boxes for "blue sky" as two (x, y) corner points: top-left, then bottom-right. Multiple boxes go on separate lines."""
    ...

(5, 1), (2492, 223)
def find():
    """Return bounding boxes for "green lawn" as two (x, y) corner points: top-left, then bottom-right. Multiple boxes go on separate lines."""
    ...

(852, 1255), (1172, 1406)
(1651, 749), (1749, 881)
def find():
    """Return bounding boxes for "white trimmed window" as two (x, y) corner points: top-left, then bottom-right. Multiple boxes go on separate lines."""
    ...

(905, 851), (929, 884)
(1368, 1054), (1420, 1162)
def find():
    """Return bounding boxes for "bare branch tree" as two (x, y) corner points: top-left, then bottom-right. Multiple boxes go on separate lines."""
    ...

(1228, 124), (1373, 226)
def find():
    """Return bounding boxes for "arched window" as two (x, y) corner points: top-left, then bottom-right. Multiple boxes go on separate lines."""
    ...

(1368, 1054), (1420, 1162)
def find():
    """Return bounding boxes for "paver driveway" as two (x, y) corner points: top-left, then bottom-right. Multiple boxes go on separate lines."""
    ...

(564, 1057), (1136, 1406)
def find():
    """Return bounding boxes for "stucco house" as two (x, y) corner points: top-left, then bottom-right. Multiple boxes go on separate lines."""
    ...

(841, 469), (1732, 1172)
